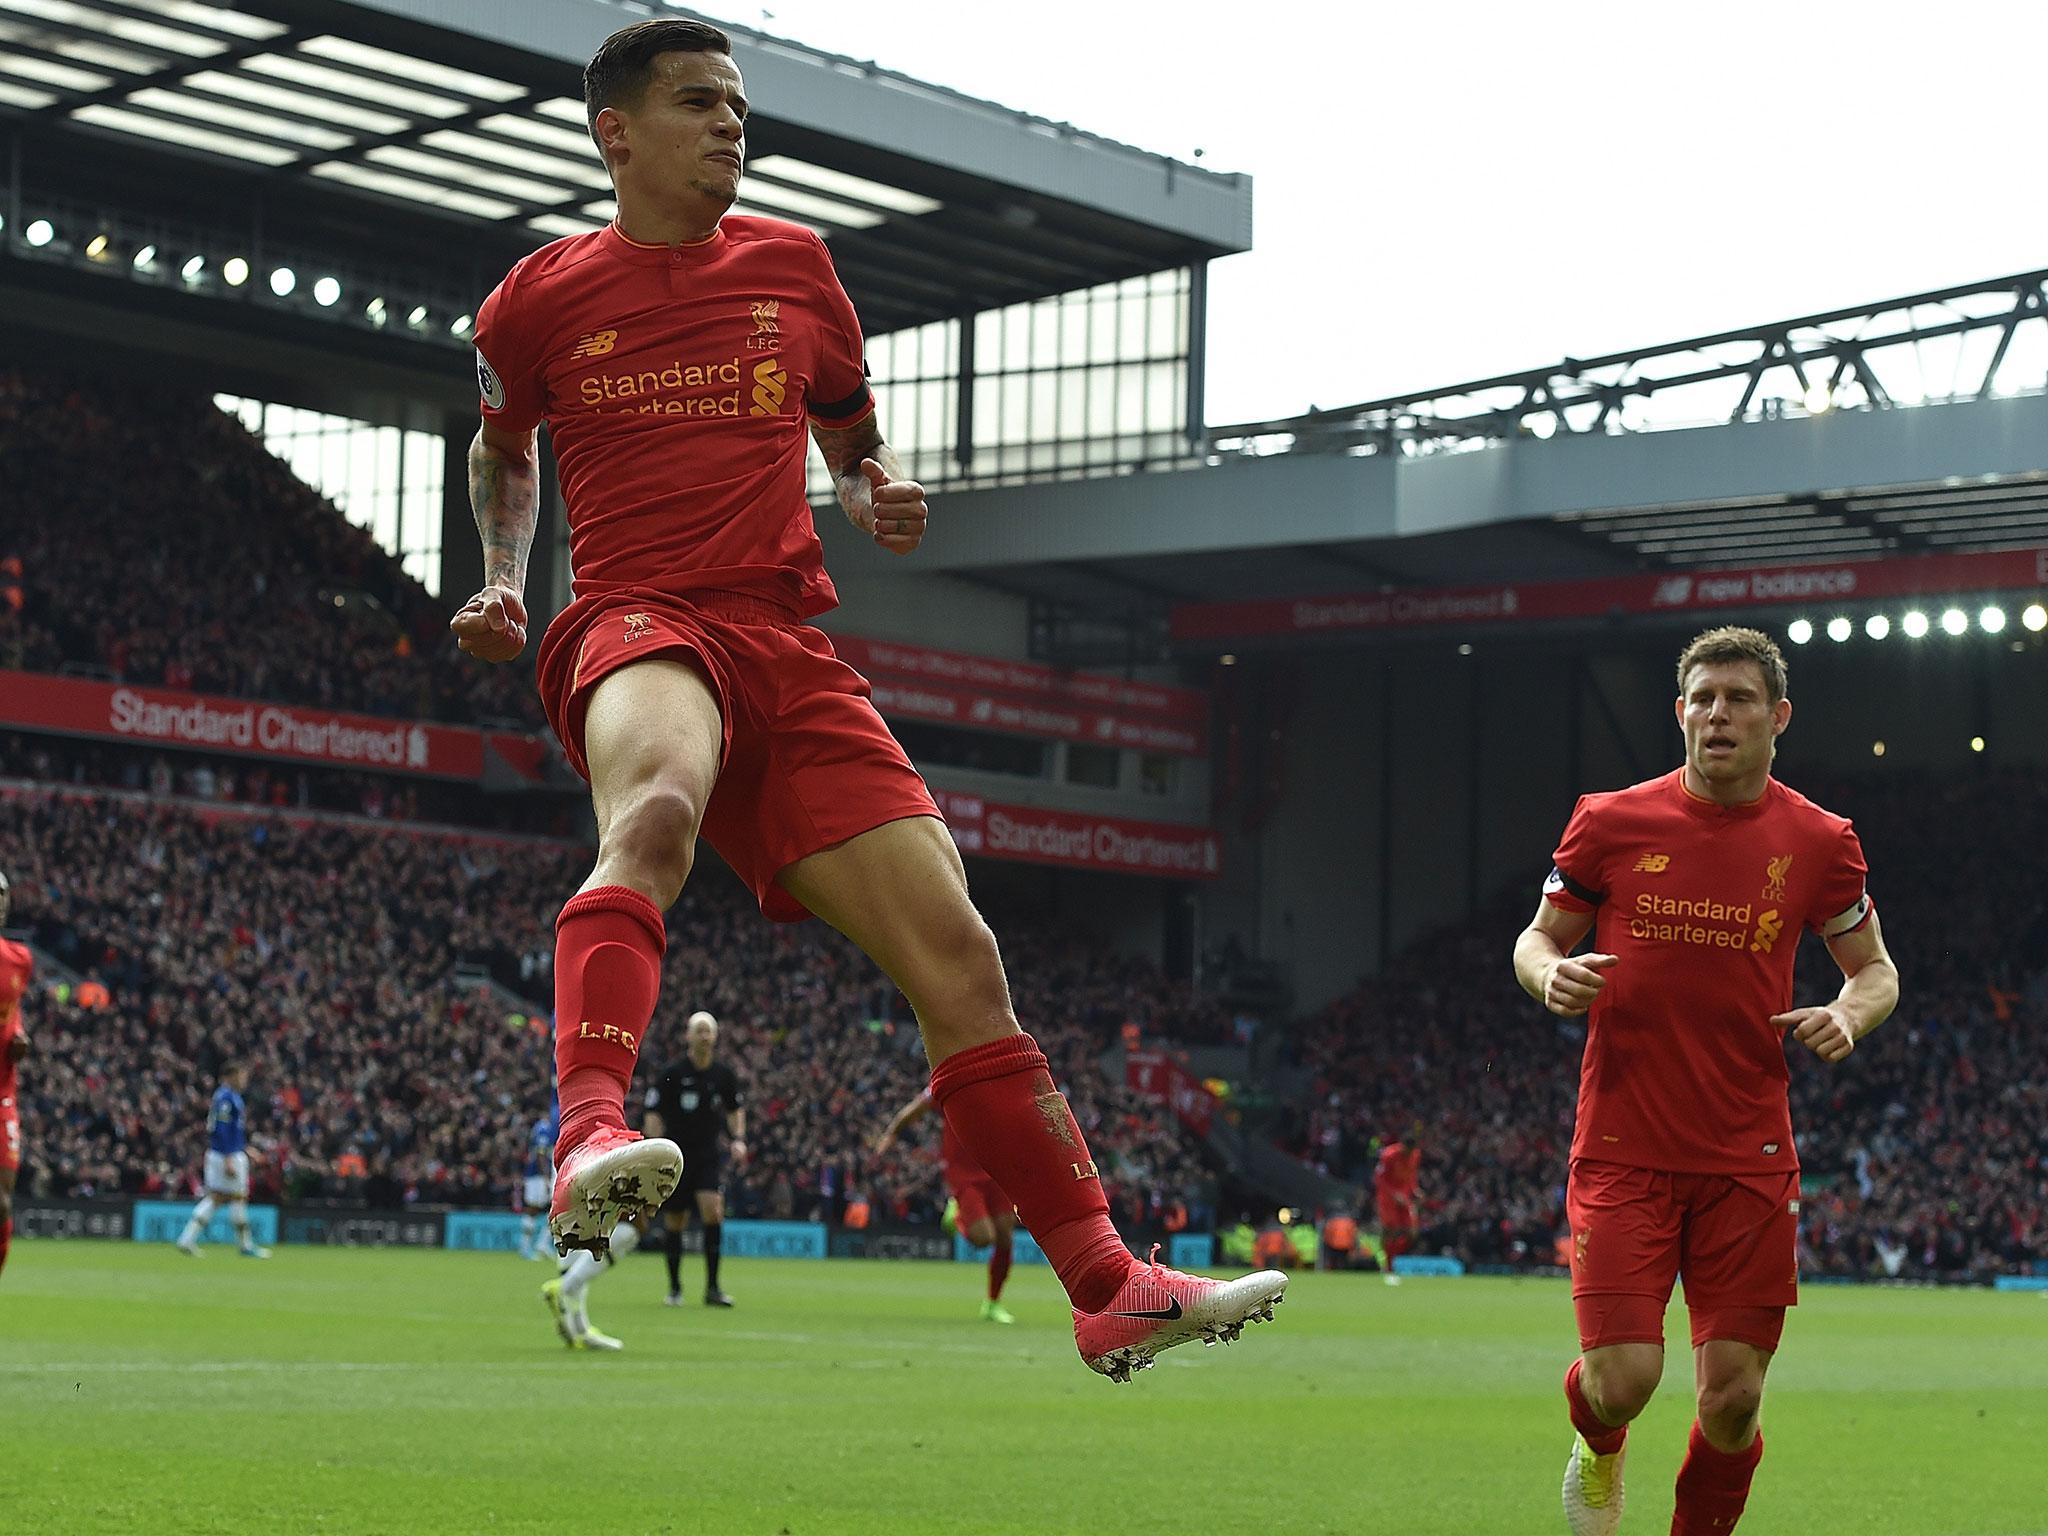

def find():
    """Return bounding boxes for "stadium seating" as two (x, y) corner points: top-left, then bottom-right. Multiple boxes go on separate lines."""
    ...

(1288, 766), (2048, 1281)
(0, 369), (540, 728)
(0, 783), (1214, 1232)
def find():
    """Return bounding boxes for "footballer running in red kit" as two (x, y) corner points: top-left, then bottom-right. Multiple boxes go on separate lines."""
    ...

(874, 1088), (1019, 1325)
(449, 17), (1283, 1381)
(1373, 1129), (1422, 1285)
(1512, 626), (1899, 1536)
(0, 870), (34, 1282)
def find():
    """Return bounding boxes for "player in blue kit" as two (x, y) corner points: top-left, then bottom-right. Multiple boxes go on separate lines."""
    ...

(176, 1063), (269, 1259)
(517, 1106), (559, 1261)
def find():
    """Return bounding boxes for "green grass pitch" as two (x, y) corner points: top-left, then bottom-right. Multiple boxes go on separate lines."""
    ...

(2, 1242), (2045, 1534)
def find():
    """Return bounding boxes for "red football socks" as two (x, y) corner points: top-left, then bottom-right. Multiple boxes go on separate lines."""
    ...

(928, 1033), (1133, 1313)
(1671, 1420), (1762, 1534)
(988, 1231), (1013, 1302)
(553, 886), (666, 1157)
(1565, 1359), (1629, 1456)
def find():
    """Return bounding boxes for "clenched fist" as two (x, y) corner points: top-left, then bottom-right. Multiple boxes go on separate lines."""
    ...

(450, 584), (528, 663)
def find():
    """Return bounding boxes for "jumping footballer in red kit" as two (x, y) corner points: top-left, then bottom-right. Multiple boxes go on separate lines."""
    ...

(450, 17), (1283, 1381)
(0, 870), (35, 1282)
(874, 1088), (1019, 1324)
(1513, 627), (1900, 1536)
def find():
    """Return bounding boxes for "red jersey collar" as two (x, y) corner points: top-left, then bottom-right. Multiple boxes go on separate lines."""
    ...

(601, 218), (727, 267)
(1669, 765), (1772, 820)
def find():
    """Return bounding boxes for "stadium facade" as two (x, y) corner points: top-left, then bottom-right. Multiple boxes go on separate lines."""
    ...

(2, 0), (2044, 1027)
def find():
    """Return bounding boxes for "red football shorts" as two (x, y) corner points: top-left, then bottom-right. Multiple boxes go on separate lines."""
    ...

(1376, 1194), (1418, 1234)
(946, 1163), (1012, 1234)
(536, 589), (942, 922)
(1567, 1158), (1798, 1354)
(0, 1106), (20, 1173)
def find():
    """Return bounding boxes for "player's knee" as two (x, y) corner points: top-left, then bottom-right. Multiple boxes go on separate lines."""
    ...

(601, 782), (704, 904)
(909, 908), (1012, 1021)
(965, 1219), (995, 1247)
(1586, 1359), (1660, 1422)
(1696, 1376), (1763, 1438)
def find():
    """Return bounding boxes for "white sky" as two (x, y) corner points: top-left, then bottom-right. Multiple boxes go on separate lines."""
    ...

(699, 0), (2048, 426)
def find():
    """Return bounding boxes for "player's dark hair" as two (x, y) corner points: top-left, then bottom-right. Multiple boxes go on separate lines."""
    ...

(1677, 625), (1788, 703)
(584, 18), (733, 158)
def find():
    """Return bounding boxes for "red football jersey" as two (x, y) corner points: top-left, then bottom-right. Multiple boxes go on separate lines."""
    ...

(1544, 768), (1871, 1174)
(1376, 1143), (1421, 1201)
(473, 216), (874, 617)
(0, 936), (32, 1102)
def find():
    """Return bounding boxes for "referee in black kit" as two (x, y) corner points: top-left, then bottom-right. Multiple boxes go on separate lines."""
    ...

(644, 1010), (747, 1307)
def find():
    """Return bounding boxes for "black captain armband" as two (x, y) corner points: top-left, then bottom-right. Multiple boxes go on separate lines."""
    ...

(811, 382), (873, 421)
(1542, 866), (1604, 905)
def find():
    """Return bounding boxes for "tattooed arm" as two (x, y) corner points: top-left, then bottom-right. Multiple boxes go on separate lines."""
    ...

(448, 420), (540, 662)
(811, 414), (928, 556)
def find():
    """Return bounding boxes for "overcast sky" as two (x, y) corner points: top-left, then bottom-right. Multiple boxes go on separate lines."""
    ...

(697, 0), (2047, 426)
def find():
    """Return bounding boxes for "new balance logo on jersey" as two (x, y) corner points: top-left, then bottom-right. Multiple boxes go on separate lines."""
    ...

(572, 329), (619, 359)
(1750, 909), (1783, 953)
(749, 358), (788, 415)
(1632, 853), (1671, 873)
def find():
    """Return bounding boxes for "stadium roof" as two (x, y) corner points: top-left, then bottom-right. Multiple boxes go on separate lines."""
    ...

(880, 268), (2048, 630)
(0, 0), (1250, 336)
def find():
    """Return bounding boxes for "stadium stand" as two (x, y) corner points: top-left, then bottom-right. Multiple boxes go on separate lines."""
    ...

(0, 368), (540, 728)
(1287, 767), (2048, 1281)
(0, 783), (1215, 1234)
(0, 730), (577, 836)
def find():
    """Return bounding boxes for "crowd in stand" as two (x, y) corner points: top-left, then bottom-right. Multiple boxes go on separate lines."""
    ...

(8, 361), (2041, 1279)
(0, 731), (582, 837)
(1289, 766), (2048, 1282)
(0, 784), (1213, 1233)
(0, 369), (539, 729)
